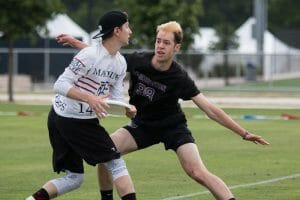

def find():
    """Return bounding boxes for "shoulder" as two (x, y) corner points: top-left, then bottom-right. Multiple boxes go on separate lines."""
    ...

(172, 60), (188, 75)
(124, 51), (154, 62)
(76, 45), (97, 60)
(115, 52), (127, 66)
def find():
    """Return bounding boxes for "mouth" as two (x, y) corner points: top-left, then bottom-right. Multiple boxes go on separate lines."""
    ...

(156, 50), (165, 56)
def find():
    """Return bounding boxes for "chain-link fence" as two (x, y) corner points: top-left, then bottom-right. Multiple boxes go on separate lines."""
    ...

(1, 48), (300, 92)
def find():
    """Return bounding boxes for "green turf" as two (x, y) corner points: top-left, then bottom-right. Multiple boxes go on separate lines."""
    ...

(1, 104), (300, 199)
(205, 77), (300, 94)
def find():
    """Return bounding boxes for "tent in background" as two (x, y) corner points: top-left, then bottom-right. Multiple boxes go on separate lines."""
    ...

(191, 17), (300, 81)
(235, 17), (300, 80)
(38, 14), (90, 43)
(191, 27), (218, 51)
(235, 17), (300, 54)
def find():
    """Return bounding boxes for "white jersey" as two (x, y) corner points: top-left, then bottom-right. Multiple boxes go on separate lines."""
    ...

(52, 43), (127, 119)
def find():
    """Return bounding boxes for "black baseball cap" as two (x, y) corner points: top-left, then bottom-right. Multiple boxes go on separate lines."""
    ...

(92, 10), (128, 39)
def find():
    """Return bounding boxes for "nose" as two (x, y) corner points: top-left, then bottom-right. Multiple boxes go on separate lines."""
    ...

(157, 42), (164, 49)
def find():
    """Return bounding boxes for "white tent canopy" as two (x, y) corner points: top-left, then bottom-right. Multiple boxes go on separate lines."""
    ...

(235, 17), (300, 54)
(191, 27), (218, 51)
(37, 14), (90, 43)
(191, 17), (299, 54)
(191, 17), (300, 80)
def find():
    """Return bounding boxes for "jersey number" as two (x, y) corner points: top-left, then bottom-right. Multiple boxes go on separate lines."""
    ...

(78, 103), (93, 114)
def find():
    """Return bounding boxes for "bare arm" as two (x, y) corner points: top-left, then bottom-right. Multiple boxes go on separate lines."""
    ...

(56, 34), (89, 49)
(191, 93), (270, 145)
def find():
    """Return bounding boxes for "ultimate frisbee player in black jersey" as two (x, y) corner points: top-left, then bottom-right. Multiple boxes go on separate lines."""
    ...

(57, 21), (269, 200)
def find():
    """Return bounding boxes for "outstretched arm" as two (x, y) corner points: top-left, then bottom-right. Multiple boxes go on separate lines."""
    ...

(192, 93), (270, 145)
(56, 34), (89, 49)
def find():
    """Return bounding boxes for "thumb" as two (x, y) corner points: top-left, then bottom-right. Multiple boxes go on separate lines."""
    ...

(101, 93), (110, 100)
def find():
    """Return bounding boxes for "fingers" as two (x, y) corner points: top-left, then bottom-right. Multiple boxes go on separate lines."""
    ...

(252, 135), (270, 145)
(96, 111), (108, 118)
(56, 34), (65, 42)
(93, 102), (109, 116)
(56, 34), (72, 46)
(245, 133), (270, 145)
(257, 138), (270, 145)
(125, 105), (137, 119)
(87, 95), (109, 117)
(126, 108), (136, 119)
(253, 137), (270, 145)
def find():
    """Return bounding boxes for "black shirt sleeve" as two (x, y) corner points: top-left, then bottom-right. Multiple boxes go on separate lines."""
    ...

(180, 70), (200, 100)
(124, 53), (133, 72)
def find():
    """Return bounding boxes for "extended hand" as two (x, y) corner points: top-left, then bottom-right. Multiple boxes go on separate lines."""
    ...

(125, 105), (137, 119)
(243, 132), (270, 145)
(56, 34), (76, 47)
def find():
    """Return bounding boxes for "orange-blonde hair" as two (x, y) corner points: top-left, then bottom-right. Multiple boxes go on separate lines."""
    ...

(156, 21), (183, 44)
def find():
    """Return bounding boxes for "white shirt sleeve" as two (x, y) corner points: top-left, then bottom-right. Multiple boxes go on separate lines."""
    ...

(54, 47), (95, 96)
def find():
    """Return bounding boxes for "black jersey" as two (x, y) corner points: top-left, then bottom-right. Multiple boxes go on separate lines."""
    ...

(125, 52), (200, 127)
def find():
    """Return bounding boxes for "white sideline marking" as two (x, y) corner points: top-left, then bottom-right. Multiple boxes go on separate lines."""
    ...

(161, 173), (300, 200)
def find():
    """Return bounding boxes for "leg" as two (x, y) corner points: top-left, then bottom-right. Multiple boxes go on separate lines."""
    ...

(176, 143), (234, 200)
(98, 128), (138, 199)
(98, 163), (114, 200)
(104, 158), (136, 199)
(26, 110), (85, 199)
(26, 171), (84, 200)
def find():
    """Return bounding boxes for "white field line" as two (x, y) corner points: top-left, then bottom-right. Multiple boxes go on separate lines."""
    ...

(161, 173), (300, 200)
(193, 114), (287, 120)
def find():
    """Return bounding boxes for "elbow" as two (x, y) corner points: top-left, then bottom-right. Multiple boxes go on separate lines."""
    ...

(207, 112), (218, 121)
(53, 81), (60, 93)
(53, 79), (72, 96)
(53, 80), (65, 95)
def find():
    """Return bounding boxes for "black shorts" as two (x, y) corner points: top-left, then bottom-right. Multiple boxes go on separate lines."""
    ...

(48, 108), (120, 173)
(123, 120), (195, 152)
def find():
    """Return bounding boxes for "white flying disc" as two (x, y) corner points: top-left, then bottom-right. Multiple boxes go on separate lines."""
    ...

(105, 99), (131, 116)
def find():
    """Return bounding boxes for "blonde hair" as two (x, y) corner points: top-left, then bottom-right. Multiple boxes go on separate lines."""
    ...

(156, 21), (183, 44)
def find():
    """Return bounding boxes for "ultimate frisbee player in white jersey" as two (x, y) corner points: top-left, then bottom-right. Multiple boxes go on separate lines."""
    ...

(57, 22), (270, 200)
(25, 11), (137, 200)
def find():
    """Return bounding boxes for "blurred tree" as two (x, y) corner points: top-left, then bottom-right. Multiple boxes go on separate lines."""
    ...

(0, 0), (64, 102)
(62, 0), (117, 33)
(114, 0), (203, 50)
(268, 0), (300, 48)
(198, 0), (252, 85)
(268, 0), (300, 31)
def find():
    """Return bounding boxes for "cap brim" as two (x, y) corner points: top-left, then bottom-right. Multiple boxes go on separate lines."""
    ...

(92, 32), (103, 39)
(92, 28), (113, 39)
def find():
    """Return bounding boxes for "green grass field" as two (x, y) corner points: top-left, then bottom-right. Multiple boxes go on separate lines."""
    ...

(1, 103), (300, 199)
(204, 78), (300, 96)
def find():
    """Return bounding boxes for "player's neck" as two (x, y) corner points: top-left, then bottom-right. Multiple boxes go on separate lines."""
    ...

(151, 56), (172, 71)
(102, 39), (121, 55)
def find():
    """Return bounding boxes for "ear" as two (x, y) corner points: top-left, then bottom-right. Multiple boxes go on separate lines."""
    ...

(113, 27), (121, 36)
(174, 43), (181, 52)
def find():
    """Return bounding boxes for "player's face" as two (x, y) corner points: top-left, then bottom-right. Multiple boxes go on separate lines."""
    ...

(154, 30), (180, 63)
(118, 22), (132, 46)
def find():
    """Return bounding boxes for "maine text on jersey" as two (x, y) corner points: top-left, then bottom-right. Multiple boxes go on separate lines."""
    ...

(69, 58), (121, 81)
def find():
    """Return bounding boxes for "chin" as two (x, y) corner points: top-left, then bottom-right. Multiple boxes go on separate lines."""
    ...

(156, 57), (167, 63)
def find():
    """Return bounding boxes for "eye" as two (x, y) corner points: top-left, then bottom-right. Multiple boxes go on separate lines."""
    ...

(163, 41), (171, 45)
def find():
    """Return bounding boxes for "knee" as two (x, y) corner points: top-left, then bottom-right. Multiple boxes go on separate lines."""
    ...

(67, 171), (84, 189)
(186, 167), (210, 185)
(50, 170), (84, 195)
(104, 158), (129, 181)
